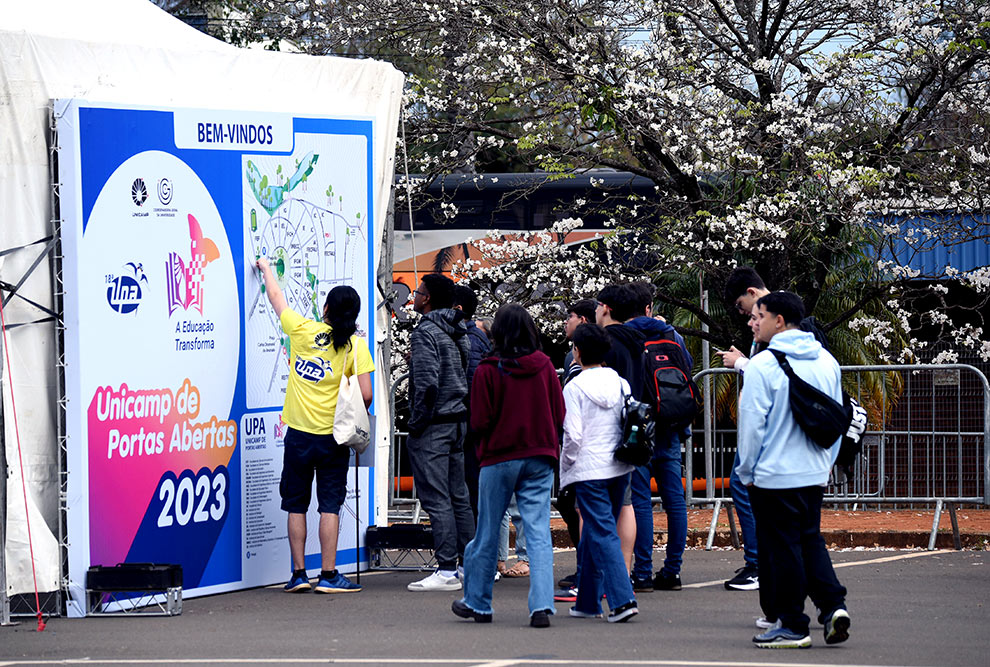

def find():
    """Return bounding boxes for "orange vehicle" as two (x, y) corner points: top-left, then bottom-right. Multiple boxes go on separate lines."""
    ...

(390, 171), (659, 314)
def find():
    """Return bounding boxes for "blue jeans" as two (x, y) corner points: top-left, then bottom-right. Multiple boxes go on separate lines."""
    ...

(498, 495), (527, 562)
(731, 450), (759, 568)
(575, 475), (636, 614)
(460, 458), (555, 617)
(652, 430), (687, 577)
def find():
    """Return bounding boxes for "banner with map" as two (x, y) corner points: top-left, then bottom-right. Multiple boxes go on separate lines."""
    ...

(56, 100), (376, 608)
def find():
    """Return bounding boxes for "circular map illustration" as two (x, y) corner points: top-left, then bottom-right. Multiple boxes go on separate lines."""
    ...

(242, 136), (370, 408)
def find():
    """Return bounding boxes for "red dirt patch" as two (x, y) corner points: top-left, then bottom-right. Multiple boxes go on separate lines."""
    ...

(548, 508), (990, 550)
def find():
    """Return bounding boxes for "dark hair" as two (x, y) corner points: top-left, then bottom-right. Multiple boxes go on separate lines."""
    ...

(724, 267), (766, 305)
(491, 303), (541, 358)
(324, 285), (361, 350)
(757, 291), (805, 327)
(572, 323), (611, 366)
(568, 298), (597, 324)
(597, 284), (635, 322)
(626, 281), (654, 316)
(452, 284), (479, 319)
(421, 273), (455, 309)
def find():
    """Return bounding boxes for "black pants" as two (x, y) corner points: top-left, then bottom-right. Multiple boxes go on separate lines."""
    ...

(750, 485), (847, 635)
(463, 428), (481, 520)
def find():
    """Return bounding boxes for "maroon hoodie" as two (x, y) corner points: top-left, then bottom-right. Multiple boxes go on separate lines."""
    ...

(470, 350), (564, 467)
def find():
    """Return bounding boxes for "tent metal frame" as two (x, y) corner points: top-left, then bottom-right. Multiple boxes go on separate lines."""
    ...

(0, 109), (68, 621)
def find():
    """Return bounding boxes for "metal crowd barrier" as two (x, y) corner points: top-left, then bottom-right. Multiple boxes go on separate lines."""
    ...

(388, 363), (988, 552)
(689, 364), (990, 550)
(388, 372), (421, 522)
(387, 370), (566, 522)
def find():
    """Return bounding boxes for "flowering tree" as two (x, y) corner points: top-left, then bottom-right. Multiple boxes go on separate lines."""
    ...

(237, 0), (989, 366)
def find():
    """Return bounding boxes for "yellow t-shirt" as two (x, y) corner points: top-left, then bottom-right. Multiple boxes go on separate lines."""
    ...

(280, 308), (375, 435)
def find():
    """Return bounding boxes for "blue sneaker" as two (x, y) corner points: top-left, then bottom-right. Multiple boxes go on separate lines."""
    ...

(753, 626), (811, 648)
(284, 572), (311, 593)
(314, 572), (362, 593)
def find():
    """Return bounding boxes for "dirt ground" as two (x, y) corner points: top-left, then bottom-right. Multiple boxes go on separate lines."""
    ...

(548, 508), (990, 550)
(690, 507), (990, 533)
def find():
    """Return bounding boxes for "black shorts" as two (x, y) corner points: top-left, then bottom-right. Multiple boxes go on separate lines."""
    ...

(280, 427), (350, 514)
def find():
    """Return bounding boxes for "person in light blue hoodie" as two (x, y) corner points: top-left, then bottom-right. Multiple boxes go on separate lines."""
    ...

(736, 291), (850, 649)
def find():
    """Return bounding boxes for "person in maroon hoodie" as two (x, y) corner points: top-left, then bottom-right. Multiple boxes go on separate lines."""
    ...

(451, 304), (565, 628)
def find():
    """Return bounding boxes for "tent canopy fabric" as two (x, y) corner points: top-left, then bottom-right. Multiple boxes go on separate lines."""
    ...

(1, 0), (403, 601)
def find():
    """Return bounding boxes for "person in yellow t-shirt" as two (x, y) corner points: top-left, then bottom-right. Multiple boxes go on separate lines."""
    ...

(257, 257), (374, 594)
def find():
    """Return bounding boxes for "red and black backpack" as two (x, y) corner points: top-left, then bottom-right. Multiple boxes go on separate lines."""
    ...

(642, 338), (699, 431)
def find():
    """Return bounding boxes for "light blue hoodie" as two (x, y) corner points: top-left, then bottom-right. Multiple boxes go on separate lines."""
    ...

(735, 328), (843, 489)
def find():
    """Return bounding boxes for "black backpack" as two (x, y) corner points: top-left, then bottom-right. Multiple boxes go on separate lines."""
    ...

(614, 390), (656, 467)
(643, 337), (699, 431)
(770, 349), (868, 473)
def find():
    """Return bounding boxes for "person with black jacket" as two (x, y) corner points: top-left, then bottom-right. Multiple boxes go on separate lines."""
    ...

(406, 274), (476, 592)
(623, 281), (691, 592)
(595, 285), (645, 584)
(452, 284), (493, 519)
(717, 267), (832, 593)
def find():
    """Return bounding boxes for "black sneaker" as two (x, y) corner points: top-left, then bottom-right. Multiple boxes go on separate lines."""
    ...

(631, 575), (654, 592)
(653, 571), (682, 591)
(553, 586), (578, 602)
(530, 609), (551, 628)
(557, 572), (577, 588)
(823, 608), (850, 645)
(607, 601), (639, 623)
(451, 598), (492, 623)
(724, 564), (759, 591)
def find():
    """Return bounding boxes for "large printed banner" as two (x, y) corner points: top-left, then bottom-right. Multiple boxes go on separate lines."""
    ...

(57, 101), (376, 615)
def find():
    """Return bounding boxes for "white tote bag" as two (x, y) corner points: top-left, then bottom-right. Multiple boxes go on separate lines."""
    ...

(333, 345), (371, 453)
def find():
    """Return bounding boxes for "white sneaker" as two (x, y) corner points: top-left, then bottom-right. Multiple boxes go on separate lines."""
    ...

(407, 570), (462, 592)
(756, 616), (781, 630)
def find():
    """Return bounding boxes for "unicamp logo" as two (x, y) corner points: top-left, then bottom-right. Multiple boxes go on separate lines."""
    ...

(131, 178), (148, 206)
(106, 262), (148, 314)
(314, 331), (332, 348)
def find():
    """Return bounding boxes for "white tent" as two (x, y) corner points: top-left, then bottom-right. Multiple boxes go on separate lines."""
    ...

(1, 0), (402, 615)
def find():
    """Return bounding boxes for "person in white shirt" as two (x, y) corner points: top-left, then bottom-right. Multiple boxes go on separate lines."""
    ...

(560, 323), (639, 624)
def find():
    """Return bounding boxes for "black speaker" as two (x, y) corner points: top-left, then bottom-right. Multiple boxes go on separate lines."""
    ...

(366, 524), (434, 550)
(87, 563), (183, 591)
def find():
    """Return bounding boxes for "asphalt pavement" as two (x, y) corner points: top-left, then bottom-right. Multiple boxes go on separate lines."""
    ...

(1, 547), (987, 667)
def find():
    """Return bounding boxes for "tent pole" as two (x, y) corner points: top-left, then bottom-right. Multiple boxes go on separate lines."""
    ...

(1, 313), (11, 626)
(354, 449), (360, 584)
